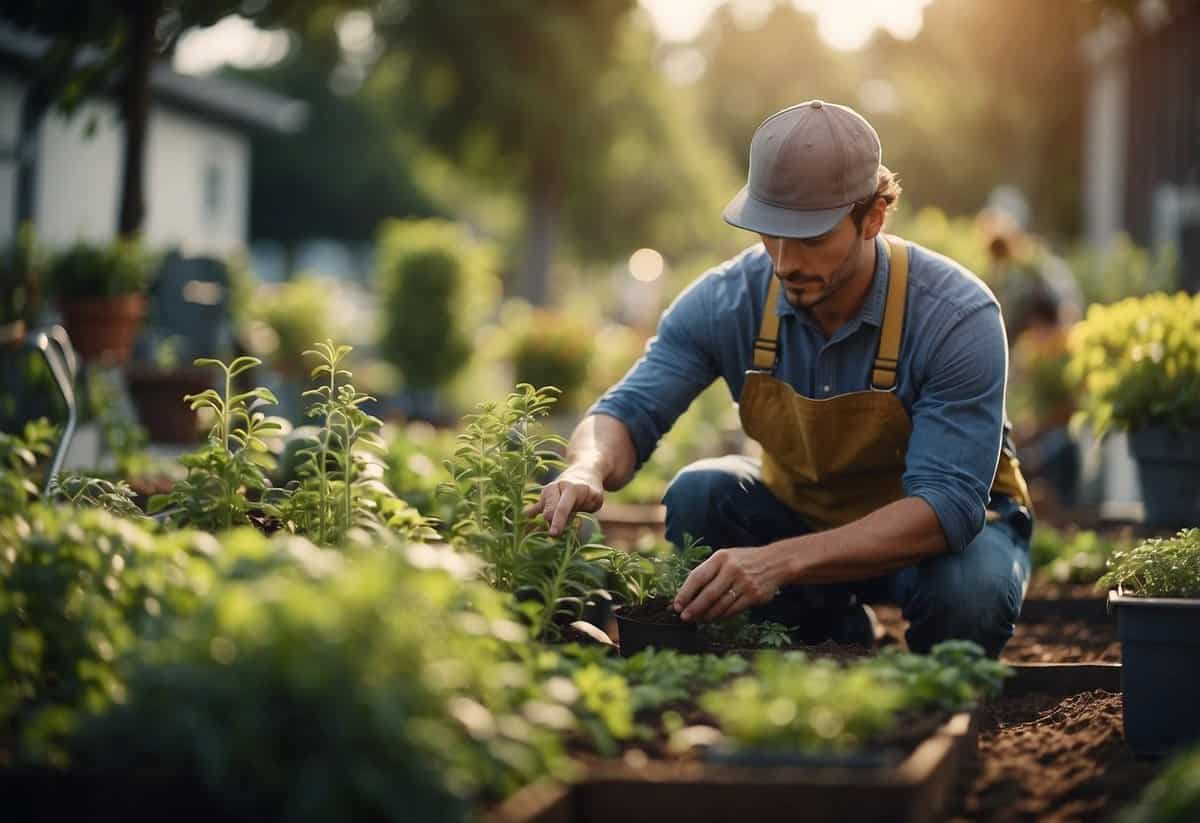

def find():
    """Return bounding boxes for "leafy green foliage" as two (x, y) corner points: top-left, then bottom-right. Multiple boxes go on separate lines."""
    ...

(46, 239), (156, 299)
(0, 417), (56, 517)
(440, 384), (618, 640)
(1119, 743), (1200, 823)
(700, 653), (906, 755)
(504, 306), (596, 412)
(865, 642), (1012, 712)
(383, 421), (459, 525)
(267, 341), (438, 545)
(47, 473), (144, 519)
(1030, 525), (1124, 584)
(607, 535), (712, 606)
(0, 505), (216, 765)
(75, 544), (576, 821)
(376, 219), (500, 391)
(148, 356), (287, 531)
(702, 615), (795, 649)
(245, 277), (332, 376)
(701, 641), (1009, 755)
(1067, 292), (1200, 435)
(607, 648), (748, 713)
(1099, 529), (1200, 598)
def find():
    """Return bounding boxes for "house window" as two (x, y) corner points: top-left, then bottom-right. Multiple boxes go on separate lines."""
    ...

(203, 160), (224, 225)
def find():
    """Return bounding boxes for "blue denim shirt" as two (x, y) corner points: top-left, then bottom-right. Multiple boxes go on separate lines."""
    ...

(589, 235), (1010, 553)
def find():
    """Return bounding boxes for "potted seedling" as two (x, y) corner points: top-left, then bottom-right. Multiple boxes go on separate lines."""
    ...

(1102, 528), (1200, 755)
(612, 536), (711, 657)
(1067, 292), (1200, 526)
(47, 239), (155, 364)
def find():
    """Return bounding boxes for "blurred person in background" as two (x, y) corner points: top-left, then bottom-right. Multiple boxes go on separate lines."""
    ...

(978, 207), (1082, 510)
(529, 100), (1035, 658)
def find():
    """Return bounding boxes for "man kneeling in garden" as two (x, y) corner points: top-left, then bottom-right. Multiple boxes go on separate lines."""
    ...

(527, 100), (1034, 657)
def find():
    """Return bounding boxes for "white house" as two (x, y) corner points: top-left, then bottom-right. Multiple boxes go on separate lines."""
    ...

(0, 24), (306, 255)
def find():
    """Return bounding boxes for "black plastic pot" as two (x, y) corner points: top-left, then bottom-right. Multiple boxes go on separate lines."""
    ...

(614, 601), (699, 657)
(1129, 427), (1200, 527)
(1109, 589), (1200, 756)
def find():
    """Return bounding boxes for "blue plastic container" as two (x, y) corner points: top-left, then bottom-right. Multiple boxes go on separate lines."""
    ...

(1110, 590), (1200, 756)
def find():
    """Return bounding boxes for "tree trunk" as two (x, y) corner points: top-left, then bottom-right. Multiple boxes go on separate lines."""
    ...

(117, 0), (161, 239)
(520, 142), (564, 304)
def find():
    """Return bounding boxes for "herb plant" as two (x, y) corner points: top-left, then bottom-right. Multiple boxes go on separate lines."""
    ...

(0, 417), (56, 516)
(47, 238), (156, 299)
(1030, 525), (1123, 585)
(609, 535), (712, 606)
(1099, 529), (1200, 598)
(440, 384), (617, 640)
(47, 473), (144, 519)
(866, 641), (1012, 712)
(266, 341), (437, 545)
(148, 356), (287, 530)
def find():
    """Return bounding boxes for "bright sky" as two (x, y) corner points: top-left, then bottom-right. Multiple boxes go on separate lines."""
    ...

(639, 0), (933, 51)
(174, 0), (933, 75)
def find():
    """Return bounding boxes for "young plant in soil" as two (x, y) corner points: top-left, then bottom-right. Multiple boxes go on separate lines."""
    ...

(1099, 528), (1200, 597)
(615, 534), (712, 623)
(148, 356), (287, 531)
(265, 340), (434, 545)
(439, 384), (616, 641)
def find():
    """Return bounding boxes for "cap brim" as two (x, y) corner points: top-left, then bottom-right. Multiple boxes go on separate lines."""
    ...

(722, 185), (854, 239)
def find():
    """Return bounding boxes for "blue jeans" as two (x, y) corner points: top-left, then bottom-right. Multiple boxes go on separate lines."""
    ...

(662, 455), (1033, 657)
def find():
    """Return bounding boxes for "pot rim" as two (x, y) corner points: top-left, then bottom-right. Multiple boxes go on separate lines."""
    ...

(1108, 587), (1200, 611)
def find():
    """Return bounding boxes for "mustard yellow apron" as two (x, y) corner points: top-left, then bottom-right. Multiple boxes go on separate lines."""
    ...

(738, 234), (1032, 531)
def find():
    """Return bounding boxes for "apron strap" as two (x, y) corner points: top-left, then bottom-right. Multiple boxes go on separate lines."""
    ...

(753, 267), (783, 370)
(872, 235), (909, 390)
(751, 234), (910, 379)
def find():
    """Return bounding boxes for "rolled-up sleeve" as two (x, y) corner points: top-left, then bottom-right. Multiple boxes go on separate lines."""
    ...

(587, 277), (719, 469)
(903, 303), (1007, 552)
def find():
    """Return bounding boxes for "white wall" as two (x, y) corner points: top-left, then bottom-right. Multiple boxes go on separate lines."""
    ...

(1082, 21), (1130, 249)
(0, 76), (251, 255)
(0, 72), (26, 246)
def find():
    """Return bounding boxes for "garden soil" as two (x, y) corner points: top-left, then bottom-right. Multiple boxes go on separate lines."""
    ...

(948, 690), (1160, 822)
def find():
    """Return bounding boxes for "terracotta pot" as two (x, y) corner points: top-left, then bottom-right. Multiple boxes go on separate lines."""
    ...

(60, 294), (146, 364)
(126, 364), (211, 443)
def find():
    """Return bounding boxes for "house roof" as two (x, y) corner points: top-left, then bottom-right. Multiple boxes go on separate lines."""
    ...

(0, 23), (307, 135)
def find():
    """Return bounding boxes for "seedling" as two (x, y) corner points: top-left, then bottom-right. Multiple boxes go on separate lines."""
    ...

(148, 356), (286, 531)
(47, 472), (144, 519)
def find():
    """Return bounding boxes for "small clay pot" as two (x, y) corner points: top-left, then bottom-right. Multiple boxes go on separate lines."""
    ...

(60, 293), (146, 364)
(126, 365), (211, 443)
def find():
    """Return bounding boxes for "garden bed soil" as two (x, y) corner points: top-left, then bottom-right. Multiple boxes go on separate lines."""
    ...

(948, 690), (1160, 823)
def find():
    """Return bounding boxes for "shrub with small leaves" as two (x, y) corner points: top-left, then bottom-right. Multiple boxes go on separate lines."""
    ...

(1099, 529), (1200, 598)
(47, 473), (144, 519)
(0, 417), (56, 517)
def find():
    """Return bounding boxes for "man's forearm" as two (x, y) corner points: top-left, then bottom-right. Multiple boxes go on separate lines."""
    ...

(777, 497), (950, 583)
(565, 413), (638, 491)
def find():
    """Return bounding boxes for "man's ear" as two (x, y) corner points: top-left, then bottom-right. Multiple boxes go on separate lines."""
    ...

(862, 198), (887, 240)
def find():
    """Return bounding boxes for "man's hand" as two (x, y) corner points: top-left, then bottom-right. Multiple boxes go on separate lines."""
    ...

(673, 545), (792, 623)
(524, 467), (605, 536)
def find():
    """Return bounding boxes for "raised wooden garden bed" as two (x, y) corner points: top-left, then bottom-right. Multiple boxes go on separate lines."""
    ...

(492, 710), (979, 823)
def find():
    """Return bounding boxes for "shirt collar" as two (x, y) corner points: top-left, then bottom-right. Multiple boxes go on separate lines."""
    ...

(775, 234), (891, 329)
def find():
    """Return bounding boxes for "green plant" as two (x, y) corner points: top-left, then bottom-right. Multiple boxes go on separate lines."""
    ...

(1066, 292), (1200, 436)
(439, 384), (617, 640)
(0, 505), (217, 765)
(1099, 529), (1200, 598)
(1030, 525), (1123, 585)
(383, 421), (458, 524)
(148, 356), (287, 531)
(609, 535), (712, 606)
(866, 641), (1012, 712)
(1067, 233), (1176, 308)
(75, 543), (576, 821)
(47, 473), (144, 519)
(1119, 743), (1200, 823)
(266, 341), (438, 545)
(701, 615), (795, 649)
(0, 222), (44, 326)
(606, 648), (748, 712)
(376, 218), (500, 391)
(0, 417), (56, 517)
(245, 276), (331, 376)
(505, 306), (596, 412)
(47, 238), (156, 300)
(700, 653), (906, 755)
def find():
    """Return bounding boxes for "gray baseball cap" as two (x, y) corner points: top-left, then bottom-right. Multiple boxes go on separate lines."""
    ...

(723, 100), (882, 239)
